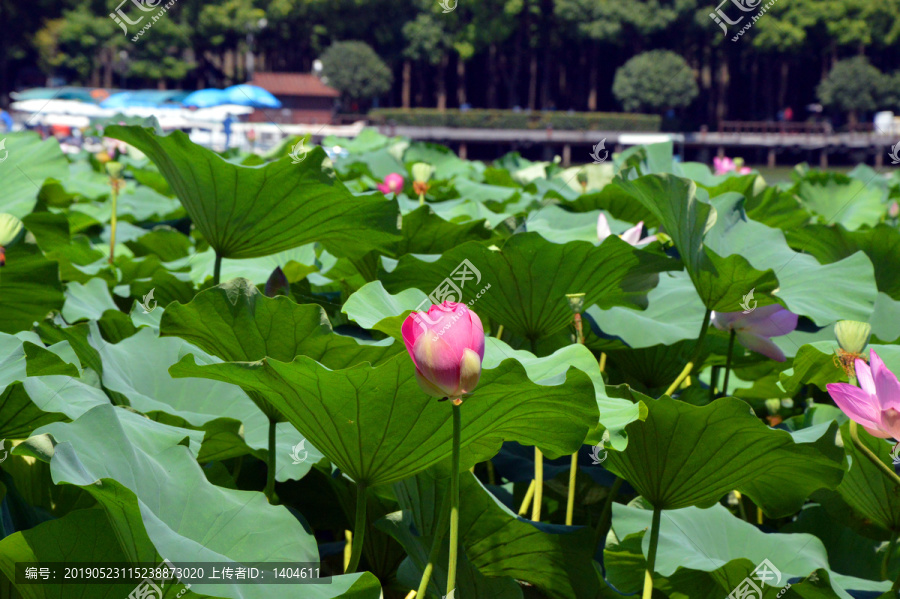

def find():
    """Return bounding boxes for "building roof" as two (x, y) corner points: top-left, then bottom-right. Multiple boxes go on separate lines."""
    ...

(251, 73), (340, 98)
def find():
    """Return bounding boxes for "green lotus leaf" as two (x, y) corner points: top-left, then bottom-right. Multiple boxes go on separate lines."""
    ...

(835, 421), (900, 533)
(105, 125), (401, 260)
(604, 395), (845, 516)
(796, 174), (885, 231)
(394, 205), (494, 256)
(170, 351), (598, 487)
(613, 173), (780, 311)
(0, 243), (64, 335)
(381, 231), (676, 351)
(29, 404), (382, 599)
(0, 132), (69, 218)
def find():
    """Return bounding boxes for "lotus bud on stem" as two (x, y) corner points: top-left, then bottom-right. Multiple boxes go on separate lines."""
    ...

(106, 161), (124, 264)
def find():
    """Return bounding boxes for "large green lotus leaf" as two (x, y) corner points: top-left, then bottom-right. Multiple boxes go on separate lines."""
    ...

(779, 340), (845, 395)
(61, 278), (118, 323)
(705, 194), (876, 324)
(342, 281), (429, 337)
(744, 185), (813, 230)
(607, 502), (890, 598)
(564, 182), (659, 227)
(0, 243), (65, 334)
(30, 404), (381, 599)
(613, 174), (780, 311)
(105, 125), (400, 259)
(588, 270), (706, 348)
(20, 212), (106, 283)
(96, 327), (324, 481)
(385, 469), (601, 599)
(403, 141), (483, 181)
(166, 246), (317, 286)
(796, 175), (884, 231)
(170, 351), (598, 487)
(394, 205), (494, 256)
(604, 396), (845, 516)
(527, 205), (632, 245)
(835, 421), (900, 533)
(381, 232), (676, 346)
(397, 195), (512, 228)
(0, 132), (69, 218)
(0, 508), (205, 599)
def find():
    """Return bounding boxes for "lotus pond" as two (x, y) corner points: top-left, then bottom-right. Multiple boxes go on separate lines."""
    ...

(2, 125), (900, 599)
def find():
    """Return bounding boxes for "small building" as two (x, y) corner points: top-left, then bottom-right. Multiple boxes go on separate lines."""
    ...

(249, 72), (339, 124)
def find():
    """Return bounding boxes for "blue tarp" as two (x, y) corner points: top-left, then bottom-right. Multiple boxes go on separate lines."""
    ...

(223, 84), (282, 108)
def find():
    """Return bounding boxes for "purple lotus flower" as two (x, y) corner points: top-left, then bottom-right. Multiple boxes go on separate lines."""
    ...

(711, 305), (798, 362)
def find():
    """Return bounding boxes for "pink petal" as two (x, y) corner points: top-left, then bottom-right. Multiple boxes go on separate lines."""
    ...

(826, 383), (884, 431)
(466, 308), (485, 360)
(620, 222), (645, 246)
(856, 358), (875, 396)
(401, 312), (427, 367)
(597, 213), (612, 241)
(863, 425), (893, 439)
(711, 311), (742, 332)
(412, 328), (461, 396)
(634, 234), (657, 247)
(879, 408), (900, 439)
(377, 183), (390, 194)
(870, 350), (900, 411)
(736, 331), (786, 361)
(414, 367), (450, 398)
(458, 348), (482, 395)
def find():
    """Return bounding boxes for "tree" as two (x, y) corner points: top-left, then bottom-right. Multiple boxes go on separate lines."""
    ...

(402, 13), (452, 109)
(319, 41), (393, 107)
(817, 56), (883, 125)
(612, 50), (698, 113)
(35, 7), (117, 86)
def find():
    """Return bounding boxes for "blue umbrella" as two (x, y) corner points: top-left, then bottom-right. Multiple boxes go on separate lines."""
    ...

(182, 89), (231, 108)
(223, 84), (282, 108)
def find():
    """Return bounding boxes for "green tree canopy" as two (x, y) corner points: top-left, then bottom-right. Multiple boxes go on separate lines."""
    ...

(612, 50), (698, 113)
(320, 40), (393, 102)
(817, 56), (884, 122)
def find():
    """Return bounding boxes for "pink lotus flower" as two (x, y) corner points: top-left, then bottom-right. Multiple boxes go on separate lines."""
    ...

(713, 156), (752, 175)
(827, 350), (900, 439)
(377, 173), (405, 195)
(401, 301), (485, 402)
(711, 305), (798, 362)
(597, 213), (657, 247)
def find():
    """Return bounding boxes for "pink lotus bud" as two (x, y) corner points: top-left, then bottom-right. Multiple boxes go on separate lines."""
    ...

(889, 201), (899, 219)
(401, 301), (485, 402)
(828, 350), (900, 440)
(377, 173), (405, 195)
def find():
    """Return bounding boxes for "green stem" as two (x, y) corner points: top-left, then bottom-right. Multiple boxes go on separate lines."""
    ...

(642, 506), (662, 599)
(883, 529), (898, 581)
(722, 329), (736, 398)
(565, 452), (578, 525)
(849, 421), (900, 487)
(664, 309), (712, 397)
(446, 403), (462, 596)
(346, 481), (368, 574)
(109, 184), (119, 264)
(213, 252), (223, 286)
(531, 447), (544, 521)
(591, 477), (624, 552)
(264, 418), (276, 503)
(415, 488), (452, 598)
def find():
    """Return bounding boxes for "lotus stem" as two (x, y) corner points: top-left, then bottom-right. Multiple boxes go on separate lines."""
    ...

(599, 352), (607, 372)
(487, 459), (496, 485)
(722, 329), (736, 397)
(642, 506), (662, 599)
(264, 418), (276, 503)
(346, 481), (368, 574)
(415, 487), (451, 598)
(849, 421), (900, 488)
(343, 530), (352, 571)
(518, 479), (535, 516)
(664, 308), (712, 397)
(565, 452), (578, 525)
(496, 325), (504, 340)
(591, 476), (624, 552)
(213, 252), (223, 286)
(883, 530), (898, 581)
(109, 183), (119, 264)
(446, 403), (462, 596)
(531, 447), (544, 521)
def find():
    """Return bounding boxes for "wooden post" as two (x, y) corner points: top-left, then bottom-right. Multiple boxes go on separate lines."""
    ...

(876, 150), (884, 169)
(562, 144), (571, 167)
(819, 149), (828, 169)
(767, 148), (776, 169)
(459, 142), (467, 160)
(717, 146), (726, 158)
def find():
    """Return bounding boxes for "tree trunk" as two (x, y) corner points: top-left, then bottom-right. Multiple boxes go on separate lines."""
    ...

(701, 46), (713, 125)
(402, 60), (411, 108)
(437, 55), (448, 111)
(528, 52), (538, 110)
(587, 45), (598, 111)
(716, 56), (729, 126)
(456, 57), (466, 106)
(158, 79), (167, 90)
(415, 63), (424, 107)
(558, 61), (566, 109)
(777, 60), (789, 111)
(487, 44), (498, 108)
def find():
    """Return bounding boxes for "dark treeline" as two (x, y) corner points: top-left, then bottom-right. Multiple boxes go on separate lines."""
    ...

(2, 0), (900, 128)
